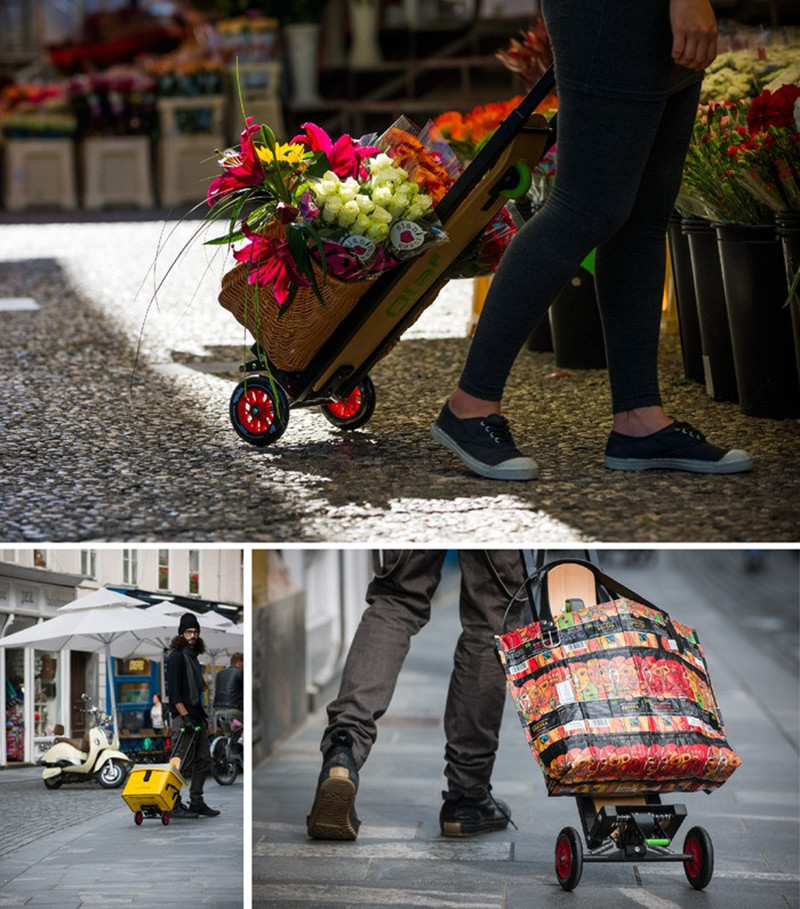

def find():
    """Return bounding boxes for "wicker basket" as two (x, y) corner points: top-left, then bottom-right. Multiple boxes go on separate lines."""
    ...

(218, 261), (373, 372)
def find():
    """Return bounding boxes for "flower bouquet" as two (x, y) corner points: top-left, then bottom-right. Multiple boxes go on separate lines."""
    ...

(678, 84), (800, 224)
(210, 116), (449, 370)
(0, 83), (76, 139)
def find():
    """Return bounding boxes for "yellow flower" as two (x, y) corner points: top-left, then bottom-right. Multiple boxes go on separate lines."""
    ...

(256, 142), (307, 167)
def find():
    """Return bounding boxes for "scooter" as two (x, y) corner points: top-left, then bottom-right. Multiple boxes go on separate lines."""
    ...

(38, 694), (130, 790)
(210, 713), (244, 785)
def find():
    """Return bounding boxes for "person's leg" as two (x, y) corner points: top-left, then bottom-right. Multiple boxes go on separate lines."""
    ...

(322, 550), (447, 766)
(440, 550), (527, 835)
(308, 550), (446, 839)
(431, 83), (670, 481)
(188, 727), (218, 815)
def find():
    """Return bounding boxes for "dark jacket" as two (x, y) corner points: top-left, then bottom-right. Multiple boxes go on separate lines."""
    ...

(214, 666), (243, 711)
(165, 638), (207, 723)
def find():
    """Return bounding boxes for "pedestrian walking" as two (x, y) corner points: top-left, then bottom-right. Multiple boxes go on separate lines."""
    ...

(307, 550), (527, 840)
(431, 0), (753, 480)
(214, 652), (244, 725)
(166, 612), (220, 819)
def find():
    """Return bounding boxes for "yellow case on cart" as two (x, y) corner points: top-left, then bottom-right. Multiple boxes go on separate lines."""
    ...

(122, 764), (184, 814)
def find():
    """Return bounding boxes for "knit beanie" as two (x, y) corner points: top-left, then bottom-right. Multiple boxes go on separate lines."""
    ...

(179, 612), (200, 634)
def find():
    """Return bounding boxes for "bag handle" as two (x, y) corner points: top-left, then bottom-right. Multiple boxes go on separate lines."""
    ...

(516, 550), (607, 627)
(504, 555), (685, 650)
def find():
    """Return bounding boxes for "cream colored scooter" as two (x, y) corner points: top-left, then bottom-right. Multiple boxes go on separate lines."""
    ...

(38, 694), (130, 789)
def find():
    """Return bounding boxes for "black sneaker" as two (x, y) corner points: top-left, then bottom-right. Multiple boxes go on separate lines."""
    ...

(171, 801), (199, 819)
(431, 403), (537, 480)
(604, 421), (753, 473)
(189, 801), (220, 817)
(306, 731), (360, 840)
(439, 789), (516, 837)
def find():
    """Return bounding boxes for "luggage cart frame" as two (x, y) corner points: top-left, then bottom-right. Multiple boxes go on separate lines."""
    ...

(229, 68), (557, 446)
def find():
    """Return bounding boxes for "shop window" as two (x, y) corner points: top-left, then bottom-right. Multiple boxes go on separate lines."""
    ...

(33, 549), (48, 568)
(123, 549), (138, 586)
(5, 649), (25, 762)
(158, 550), (169, 591)
(34, 650), (61, 739)
(188, 550), (199, 595)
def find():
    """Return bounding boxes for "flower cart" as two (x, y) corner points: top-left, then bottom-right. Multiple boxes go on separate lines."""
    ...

(212, 69), (556, 447)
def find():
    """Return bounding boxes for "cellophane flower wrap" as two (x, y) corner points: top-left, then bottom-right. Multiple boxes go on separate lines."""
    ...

(206, 116), (448, 307)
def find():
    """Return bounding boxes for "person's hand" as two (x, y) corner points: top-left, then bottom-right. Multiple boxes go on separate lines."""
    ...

(669, 0), (718, 71)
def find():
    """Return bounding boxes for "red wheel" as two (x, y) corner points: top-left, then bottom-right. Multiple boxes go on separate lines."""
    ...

(321, 376), (376, 431)
(555, 826), (583, 891)
(683, 826), (713, 890)
(162, 812), (171, 826)
(230, 377), (289, 446)
(134, 811), (143, 826)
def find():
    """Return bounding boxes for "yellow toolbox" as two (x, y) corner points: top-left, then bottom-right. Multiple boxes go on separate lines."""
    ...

(122, 763), (185, 825)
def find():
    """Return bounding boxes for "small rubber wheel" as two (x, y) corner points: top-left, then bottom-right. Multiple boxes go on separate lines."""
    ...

(162, 812), (171, 826)
(321, 376), (376, 430)
(230, 376), (289, 447)
(683, 826), (714, 890)
(134, 811), (143, 826)
(500, 159), (532, 199)
(555, 826), (584, 891)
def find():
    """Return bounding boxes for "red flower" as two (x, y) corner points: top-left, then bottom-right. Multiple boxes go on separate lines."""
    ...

(746, 85), (800, 133)
(291, 122), (379, 180)
(233, 224), (310, 305)
(207, 117), (264, 206)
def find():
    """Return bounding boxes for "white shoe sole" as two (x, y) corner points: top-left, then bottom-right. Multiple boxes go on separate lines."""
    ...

(431, 423), (538, 481)
(604, 449), (753, 474)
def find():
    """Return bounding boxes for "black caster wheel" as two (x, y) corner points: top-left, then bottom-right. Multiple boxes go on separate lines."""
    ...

(321, 376), (376, 431)
(500, 159), (532, 199)
(230, 376), (289, 446)
(134, 811), (143, 826)
(555, 826), (583, 891)
(683, 826), (714, 890)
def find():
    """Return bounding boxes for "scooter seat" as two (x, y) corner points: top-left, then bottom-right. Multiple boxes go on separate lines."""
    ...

(55, 735), (90, 753)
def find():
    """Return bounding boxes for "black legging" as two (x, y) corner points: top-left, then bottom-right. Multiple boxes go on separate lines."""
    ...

(459, 2), (702, 414)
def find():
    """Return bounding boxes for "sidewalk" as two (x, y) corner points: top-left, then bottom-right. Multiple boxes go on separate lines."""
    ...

(0, 220), (798, 543)
(0, 764), (243, 907)
(252, 550), (800, 908)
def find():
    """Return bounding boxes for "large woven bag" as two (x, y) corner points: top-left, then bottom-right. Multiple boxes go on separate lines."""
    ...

(218, 262), (372, 372)
(495, 557), (741, 797)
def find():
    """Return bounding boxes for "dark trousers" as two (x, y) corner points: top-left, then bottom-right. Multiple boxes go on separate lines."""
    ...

(458, 4), (702, 413)
(322, 550), (527, 797)
(171, 716), (212, 805)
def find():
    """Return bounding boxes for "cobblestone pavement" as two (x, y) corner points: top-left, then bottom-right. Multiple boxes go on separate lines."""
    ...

(0, 764), (243, 907)
(0, 218), (798, 543)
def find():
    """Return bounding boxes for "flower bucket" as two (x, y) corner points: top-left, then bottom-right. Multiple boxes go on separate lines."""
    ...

(668, 213), (704, 384)
(682, 219), (738, 403)
(219, 262), (372, 372)
(716, 223), (800, 419)
(776, 212), (800, 389)
(548, 261), (606, 370)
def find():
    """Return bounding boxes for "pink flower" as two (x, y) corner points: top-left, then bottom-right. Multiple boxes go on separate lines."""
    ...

(233, 225), (310, 305)
(207, 117), (264, 206)
(291, 122), (379, 180)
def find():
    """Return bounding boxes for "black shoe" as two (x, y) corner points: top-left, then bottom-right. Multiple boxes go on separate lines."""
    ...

(431, 403), (537, 481)
(306, 731), (360, 840)
(171, 801), (199, 819)
(604, 421), (752, 473)
(189, 801), (220, 817)
(440, 789), (515, 837)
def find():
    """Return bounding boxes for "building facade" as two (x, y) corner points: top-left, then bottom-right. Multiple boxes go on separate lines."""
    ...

(0, 547), (243, 766)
